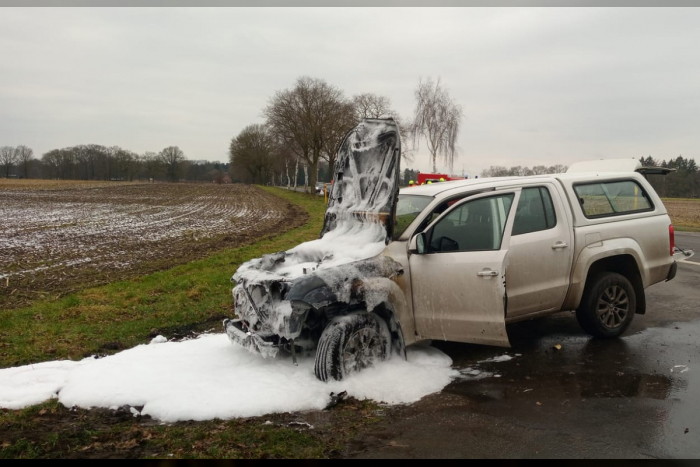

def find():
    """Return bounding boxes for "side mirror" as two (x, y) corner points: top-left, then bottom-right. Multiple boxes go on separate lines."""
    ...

(409, 232), (428, 254)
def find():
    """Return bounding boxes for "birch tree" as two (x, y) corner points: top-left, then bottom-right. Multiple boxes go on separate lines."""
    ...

(409, 77), (463, 172)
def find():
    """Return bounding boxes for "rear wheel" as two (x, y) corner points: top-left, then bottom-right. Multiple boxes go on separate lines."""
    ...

(314, 311), (391, 382)
(576, 272), (636, 338)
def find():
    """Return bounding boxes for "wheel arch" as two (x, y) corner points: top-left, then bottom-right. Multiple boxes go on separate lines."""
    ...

(565, 249), (646, 315)
(364, 301), (407, 360)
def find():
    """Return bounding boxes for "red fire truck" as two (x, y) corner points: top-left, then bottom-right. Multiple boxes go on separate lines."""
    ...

(415, 172), (465, 185)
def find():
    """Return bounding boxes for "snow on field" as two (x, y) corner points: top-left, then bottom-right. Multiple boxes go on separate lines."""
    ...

(0, 333), (458, 423)
(0, 184), (294, 304)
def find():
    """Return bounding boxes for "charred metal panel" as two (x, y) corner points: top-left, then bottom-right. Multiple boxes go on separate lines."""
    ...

(225, 119), (403, 356)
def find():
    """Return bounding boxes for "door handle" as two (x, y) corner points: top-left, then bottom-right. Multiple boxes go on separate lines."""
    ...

(477, 269), (499, 277)
(552, 241), (568, 250)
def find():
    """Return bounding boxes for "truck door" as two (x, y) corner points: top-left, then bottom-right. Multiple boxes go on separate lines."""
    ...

(506, 184), (574, 318)
(409, 190), (520, 347)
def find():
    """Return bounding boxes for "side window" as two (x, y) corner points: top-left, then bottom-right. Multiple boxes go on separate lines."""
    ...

(414, 195), (469, 233)
(574, 180), (653, 218)
(429, 194), (514, 252)
(512, 187), (557, 235)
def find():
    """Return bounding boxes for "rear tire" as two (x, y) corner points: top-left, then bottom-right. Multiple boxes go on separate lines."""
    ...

(314, 311), (391, 382)
(576, 272), (636, 338)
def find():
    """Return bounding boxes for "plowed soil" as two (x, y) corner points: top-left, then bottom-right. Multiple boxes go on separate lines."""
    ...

(0, 181), (306, 309)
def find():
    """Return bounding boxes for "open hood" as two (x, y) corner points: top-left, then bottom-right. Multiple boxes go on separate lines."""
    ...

(320, 118), (401, 242)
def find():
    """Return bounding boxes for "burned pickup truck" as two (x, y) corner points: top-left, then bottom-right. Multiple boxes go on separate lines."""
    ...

(225, 118), (682, 382)
(224, 118), (405, 382)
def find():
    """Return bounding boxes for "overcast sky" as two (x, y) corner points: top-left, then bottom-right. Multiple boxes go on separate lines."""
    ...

(1, 7), (699, 176)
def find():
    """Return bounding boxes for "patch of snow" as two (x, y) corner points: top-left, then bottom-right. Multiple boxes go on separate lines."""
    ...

(150, 335), (168, 344)
(478, 354), (516, 364)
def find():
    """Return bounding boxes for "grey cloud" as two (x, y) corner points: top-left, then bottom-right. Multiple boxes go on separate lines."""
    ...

(0, 7), (699, 176)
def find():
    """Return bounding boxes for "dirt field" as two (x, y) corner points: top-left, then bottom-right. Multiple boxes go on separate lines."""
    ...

(0, 180), (305, 310)
(662, 198), (700, 230)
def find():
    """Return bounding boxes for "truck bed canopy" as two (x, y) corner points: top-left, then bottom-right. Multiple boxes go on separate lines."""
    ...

(566, 158), (675, 176)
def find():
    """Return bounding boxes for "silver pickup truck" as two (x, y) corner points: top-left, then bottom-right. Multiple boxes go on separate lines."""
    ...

(224, 118), (686, 382)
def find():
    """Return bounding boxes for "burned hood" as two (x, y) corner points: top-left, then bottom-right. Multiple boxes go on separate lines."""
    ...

(285, 254), (405, 307)
(321, 118), (401, 241)
(232, 118), (402, 288)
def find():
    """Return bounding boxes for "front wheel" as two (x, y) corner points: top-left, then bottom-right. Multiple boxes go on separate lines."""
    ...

(314, 311), (391, 382)
(576, 272), (636, 338)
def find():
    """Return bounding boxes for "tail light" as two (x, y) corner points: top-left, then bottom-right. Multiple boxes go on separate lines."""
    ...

(669, 224), (675, 256)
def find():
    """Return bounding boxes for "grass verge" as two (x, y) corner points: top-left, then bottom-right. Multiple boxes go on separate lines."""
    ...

(0, 397), (383, 459)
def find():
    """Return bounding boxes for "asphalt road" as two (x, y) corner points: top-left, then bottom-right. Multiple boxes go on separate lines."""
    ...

(345, 259), (700, 459)
(676, 232), (700, 263)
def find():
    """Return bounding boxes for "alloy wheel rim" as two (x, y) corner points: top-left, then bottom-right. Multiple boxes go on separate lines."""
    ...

(343, 328), (383, 375)
(596, 285), (629, 329)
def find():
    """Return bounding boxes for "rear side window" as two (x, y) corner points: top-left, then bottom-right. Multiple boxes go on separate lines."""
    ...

(512, 187), (557, 235)
(574, 180), (652, 218)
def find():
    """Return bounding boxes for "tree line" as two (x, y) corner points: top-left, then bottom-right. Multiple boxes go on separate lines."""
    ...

(1, 75), (465, 188)
(478, 157), (700, 199)
(229, 75), (463, 189)
(0, 144), (229, 183)
(641, 155), (699, 198)
(480, 164), (569, 178)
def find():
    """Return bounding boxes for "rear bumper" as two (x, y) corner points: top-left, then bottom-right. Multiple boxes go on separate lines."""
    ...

(666, 261), (677, 282)
(223, 318), (279, 359)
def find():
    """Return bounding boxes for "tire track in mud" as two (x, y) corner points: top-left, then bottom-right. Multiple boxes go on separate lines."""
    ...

(0, 183), (307, 309)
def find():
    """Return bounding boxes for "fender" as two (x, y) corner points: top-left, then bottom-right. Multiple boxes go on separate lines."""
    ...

(286, 264), (411, 359)
(563, 237), (647, 312)
(355, 277), (412, 359)
(286, 274), (338, 309)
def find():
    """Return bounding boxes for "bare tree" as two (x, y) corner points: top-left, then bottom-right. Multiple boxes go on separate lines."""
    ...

(159, 146), (186, 182)
(142, 152), (162, 182)
(547, 164), (568, 174)
(113, 148), (140, 181)
(264, 76), (353, 191)
(481, 166), (510, 177)
(352, 93), (414, 164)
(321, 99), (356, 179)
(14, 145), (34, 178)
(410, 77), (463, 172)
(481, 164), (569, 178)
(508, 166), (533, 177)
(0, 146), (17, 178)
(269, 136), (296, 188)
(353, 93), (396, 121)
(229, 124), (276, 184)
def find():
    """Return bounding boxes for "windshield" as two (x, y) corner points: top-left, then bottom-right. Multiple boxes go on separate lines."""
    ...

(393, 194), (433, 240)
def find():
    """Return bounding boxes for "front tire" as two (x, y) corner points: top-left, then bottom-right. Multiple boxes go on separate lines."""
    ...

(576, 272), (636, 338)
(314, 311), (391, 382)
